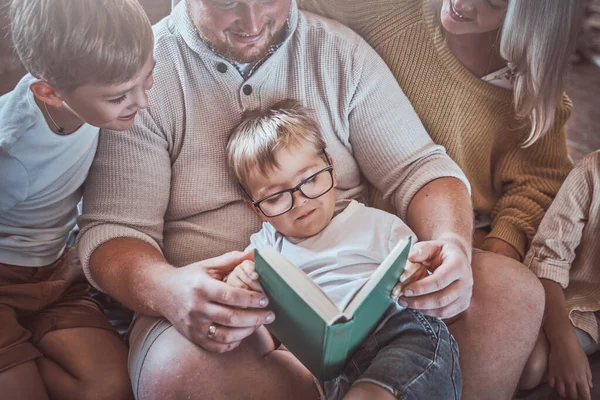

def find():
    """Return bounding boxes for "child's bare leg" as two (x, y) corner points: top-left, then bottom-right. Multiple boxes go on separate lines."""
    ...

(36, 327), (132, 400)
(0, 361), (49, 400)
(344, 382), (395, 400)
(518, 330), (549, 390)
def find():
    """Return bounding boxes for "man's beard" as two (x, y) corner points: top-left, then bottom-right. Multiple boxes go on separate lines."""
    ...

(208, 20), (286, 64)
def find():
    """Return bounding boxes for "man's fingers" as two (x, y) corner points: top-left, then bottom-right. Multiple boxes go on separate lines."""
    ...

(204, 278), (269, 308)
(409, 241), (442, 264)
(204, 302), (274, 328)
(205, 324), (259, 345)
(197, 250), (254, 272)
(408, 295), (469, 319)
(399, 280), (463, 311)
(196, 337), (242, 354)
(402, 264), (460, 297)
(393, 264), (428, 298)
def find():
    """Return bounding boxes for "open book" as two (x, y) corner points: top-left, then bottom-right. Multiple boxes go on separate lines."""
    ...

(254, 237), (412, 380)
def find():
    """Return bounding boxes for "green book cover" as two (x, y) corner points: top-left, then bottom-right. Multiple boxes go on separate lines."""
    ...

(254, 237), (412, 380)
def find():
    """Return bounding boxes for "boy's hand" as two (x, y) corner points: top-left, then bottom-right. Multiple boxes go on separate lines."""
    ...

(225, 260), (264, 294)
(547, 336), (593, 400)
(392, 261), (428, 301)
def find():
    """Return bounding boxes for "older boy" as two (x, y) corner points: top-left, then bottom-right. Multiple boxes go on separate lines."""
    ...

(225, 102), (461, 400)
(0, 0), (154, 399)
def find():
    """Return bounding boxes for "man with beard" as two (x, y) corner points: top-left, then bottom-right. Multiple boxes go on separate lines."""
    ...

(77, 0), (544, 398)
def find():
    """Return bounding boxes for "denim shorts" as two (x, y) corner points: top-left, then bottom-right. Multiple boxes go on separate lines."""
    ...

(322, 305), (461, 400)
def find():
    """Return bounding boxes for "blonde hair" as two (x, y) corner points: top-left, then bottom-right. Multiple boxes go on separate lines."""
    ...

(500, 0), (583, 147)
(227, 100), (327, 189)
(10, 0), (154, 92)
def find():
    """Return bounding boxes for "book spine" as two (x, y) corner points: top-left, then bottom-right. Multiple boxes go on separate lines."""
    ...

(320, 320), (355, 381)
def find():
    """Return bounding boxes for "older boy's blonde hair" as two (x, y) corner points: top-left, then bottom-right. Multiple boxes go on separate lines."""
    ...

(227, 100), (327, 190)
(10, 0), (153, 92)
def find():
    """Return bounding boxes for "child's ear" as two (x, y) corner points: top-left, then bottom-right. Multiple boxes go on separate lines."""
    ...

(29, 81), (64, 107)
(328, 154), (337, 187)
(244, 198), (269, 222)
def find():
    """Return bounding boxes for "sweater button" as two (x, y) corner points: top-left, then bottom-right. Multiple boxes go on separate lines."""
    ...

(217, 62), (228, 73)
(243, 84), (253, 96)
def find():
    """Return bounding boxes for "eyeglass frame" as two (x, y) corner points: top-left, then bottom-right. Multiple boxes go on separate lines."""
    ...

(239, 150), (334, 218)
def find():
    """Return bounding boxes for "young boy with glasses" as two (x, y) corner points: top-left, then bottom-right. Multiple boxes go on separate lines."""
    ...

(0, 0), (154, 398)
(225, 101), (462, 400)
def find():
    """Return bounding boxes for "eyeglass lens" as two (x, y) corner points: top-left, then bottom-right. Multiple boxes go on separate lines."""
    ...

(259, 168), (333, 217)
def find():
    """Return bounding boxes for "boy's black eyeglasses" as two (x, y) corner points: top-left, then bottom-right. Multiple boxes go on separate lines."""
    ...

(240, 153), (334, 218)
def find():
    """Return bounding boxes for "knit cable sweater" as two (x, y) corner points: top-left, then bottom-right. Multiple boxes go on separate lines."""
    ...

(299, 0), (574, 257)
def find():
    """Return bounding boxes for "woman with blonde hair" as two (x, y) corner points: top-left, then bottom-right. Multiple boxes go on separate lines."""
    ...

(299, 0), (583, 397)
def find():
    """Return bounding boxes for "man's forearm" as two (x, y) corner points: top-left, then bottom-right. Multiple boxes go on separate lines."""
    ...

(405, 177), (473, 254)
(88, 237), (176, 317)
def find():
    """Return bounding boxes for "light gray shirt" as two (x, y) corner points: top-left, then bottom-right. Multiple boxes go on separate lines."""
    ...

(0, 74), (99, 266)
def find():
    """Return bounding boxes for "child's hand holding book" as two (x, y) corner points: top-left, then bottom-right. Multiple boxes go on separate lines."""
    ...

(225, 260), (265, 294)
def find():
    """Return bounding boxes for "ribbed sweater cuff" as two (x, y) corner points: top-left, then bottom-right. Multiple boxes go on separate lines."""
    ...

(487, 219), (527, 258)
(523, 253), (570, 289)
(393, 154), (471, 222)
(77, 225), (163, 291)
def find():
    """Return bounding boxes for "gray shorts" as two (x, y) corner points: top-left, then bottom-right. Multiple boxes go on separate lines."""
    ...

(127, 314), (172, 399)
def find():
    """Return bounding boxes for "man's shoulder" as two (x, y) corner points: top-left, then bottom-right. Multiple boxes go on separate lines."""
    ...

(151, 15), (183, 55)
(297, 10), (365, 52)
(298, 0), (425, 45)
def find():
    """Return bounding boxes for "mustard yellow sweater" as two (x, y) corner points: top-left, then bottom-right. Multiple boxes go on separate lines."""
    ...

(300, 0), (574, 257)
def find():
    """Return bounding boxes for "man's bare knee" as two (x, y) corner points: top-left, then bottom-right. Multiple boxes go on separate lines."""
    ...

(471, 251), (545, 317)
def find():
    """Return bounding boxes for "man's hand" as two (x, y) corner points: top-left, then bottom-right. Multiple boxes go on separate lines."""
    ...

(225, 259), (264, 293)
(392, 261), (428, 300)
(160, 250), (275, 353)
(547, 335), (593, 400)
(397, 235), (473, 319)
(481, 237), (521, 261)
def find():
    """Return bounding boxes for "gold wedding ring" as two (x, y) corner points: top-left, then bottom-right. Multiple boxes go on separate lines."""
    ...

(207, 323), (217, 339)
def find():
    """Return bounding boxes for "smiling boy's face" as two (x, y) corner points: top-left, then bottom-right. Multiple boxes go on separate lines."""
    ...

(245, 144), (337, 239)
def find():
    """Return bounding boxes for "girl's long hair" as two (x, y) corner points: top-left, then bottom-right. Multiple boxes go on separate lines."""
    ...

(500, 0), (583, 147)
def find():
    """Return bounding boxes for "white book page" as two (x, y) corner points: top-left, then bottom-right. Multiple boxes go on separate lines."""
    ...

(260, 247), (342, 324)
(342, 238), (409, 319)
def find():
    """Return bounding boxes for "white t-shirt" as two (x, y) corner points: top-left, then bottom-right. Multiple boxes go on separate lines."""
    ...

(0, 74), (99, 266)
(248, 200), (416, 310)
